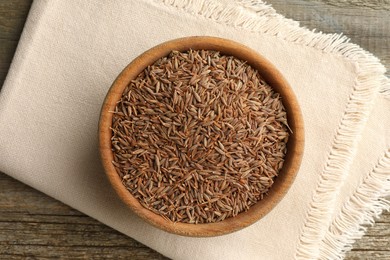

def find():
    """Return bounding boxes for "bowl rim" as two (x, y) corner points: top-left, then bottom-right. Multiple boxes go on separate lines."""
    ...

(99, 36), (304, 237)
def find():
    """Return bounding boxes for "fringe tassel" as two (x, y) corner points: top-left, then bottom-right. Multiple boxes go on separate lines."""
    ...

(319, 150), (390, 259)
(157, 0), (389, 258)
(295, 73), (382, 259)
(380, 76), (390, 97)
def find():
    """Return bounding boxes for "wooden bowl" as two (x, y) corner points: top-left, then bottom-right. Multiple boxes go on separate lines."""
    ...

(99, 36), (304, 237)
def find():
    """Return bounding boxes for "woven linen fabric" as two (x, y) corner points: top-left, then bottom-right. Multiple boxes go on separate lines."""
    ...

(0, 0), (389, 259)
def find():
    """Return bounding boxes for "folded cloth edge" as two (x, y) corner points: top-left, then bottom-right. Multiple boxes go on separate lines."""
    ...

(320, 149), (390, 259)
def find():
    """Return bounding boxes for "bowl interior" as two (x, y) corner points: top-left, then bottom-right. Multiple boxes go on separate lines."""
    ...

(99, 36), (304, 237)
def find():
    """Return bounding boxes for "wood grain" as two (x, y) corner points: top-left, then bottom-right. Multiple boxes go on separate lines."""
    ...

(0, 0), (32, 86)
(0, 0), (389, 259)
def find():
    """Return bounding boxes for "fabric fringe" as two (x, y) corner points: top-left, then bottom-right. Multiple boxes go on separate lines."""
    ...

(380, 76), (390, 98)
(295, 72), (383, 259)
(319, 150), (390, 259)
(158, 0), (389, 259)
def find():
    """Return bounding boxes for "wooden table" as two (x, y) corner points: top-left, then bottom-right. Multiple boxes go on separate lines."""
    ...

(0, 0), (389, 259)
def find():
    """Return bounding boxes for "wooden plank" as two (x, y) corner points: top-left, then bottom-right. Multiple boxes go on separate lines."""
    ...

(350, 236), (390, 250)
(346, 251), (390, 260)
(0, 0), (32, 86)
(0, 0), (389, 259)
(1, 246), (166, 260)
(317, 0), (390, 10)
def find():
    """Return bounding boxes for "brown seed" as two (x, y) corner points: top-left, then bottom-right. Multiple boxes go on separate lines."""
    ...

(111, 49), (290, 224)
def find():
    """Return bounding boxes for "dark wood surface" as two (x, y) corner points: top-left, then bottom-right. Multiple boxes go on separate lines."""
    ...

(0, 0), (389, 259)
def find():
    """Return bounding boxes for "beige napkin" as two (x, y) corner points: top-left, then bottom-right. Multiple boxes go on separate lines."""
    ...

(1, 0), (389, 259)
